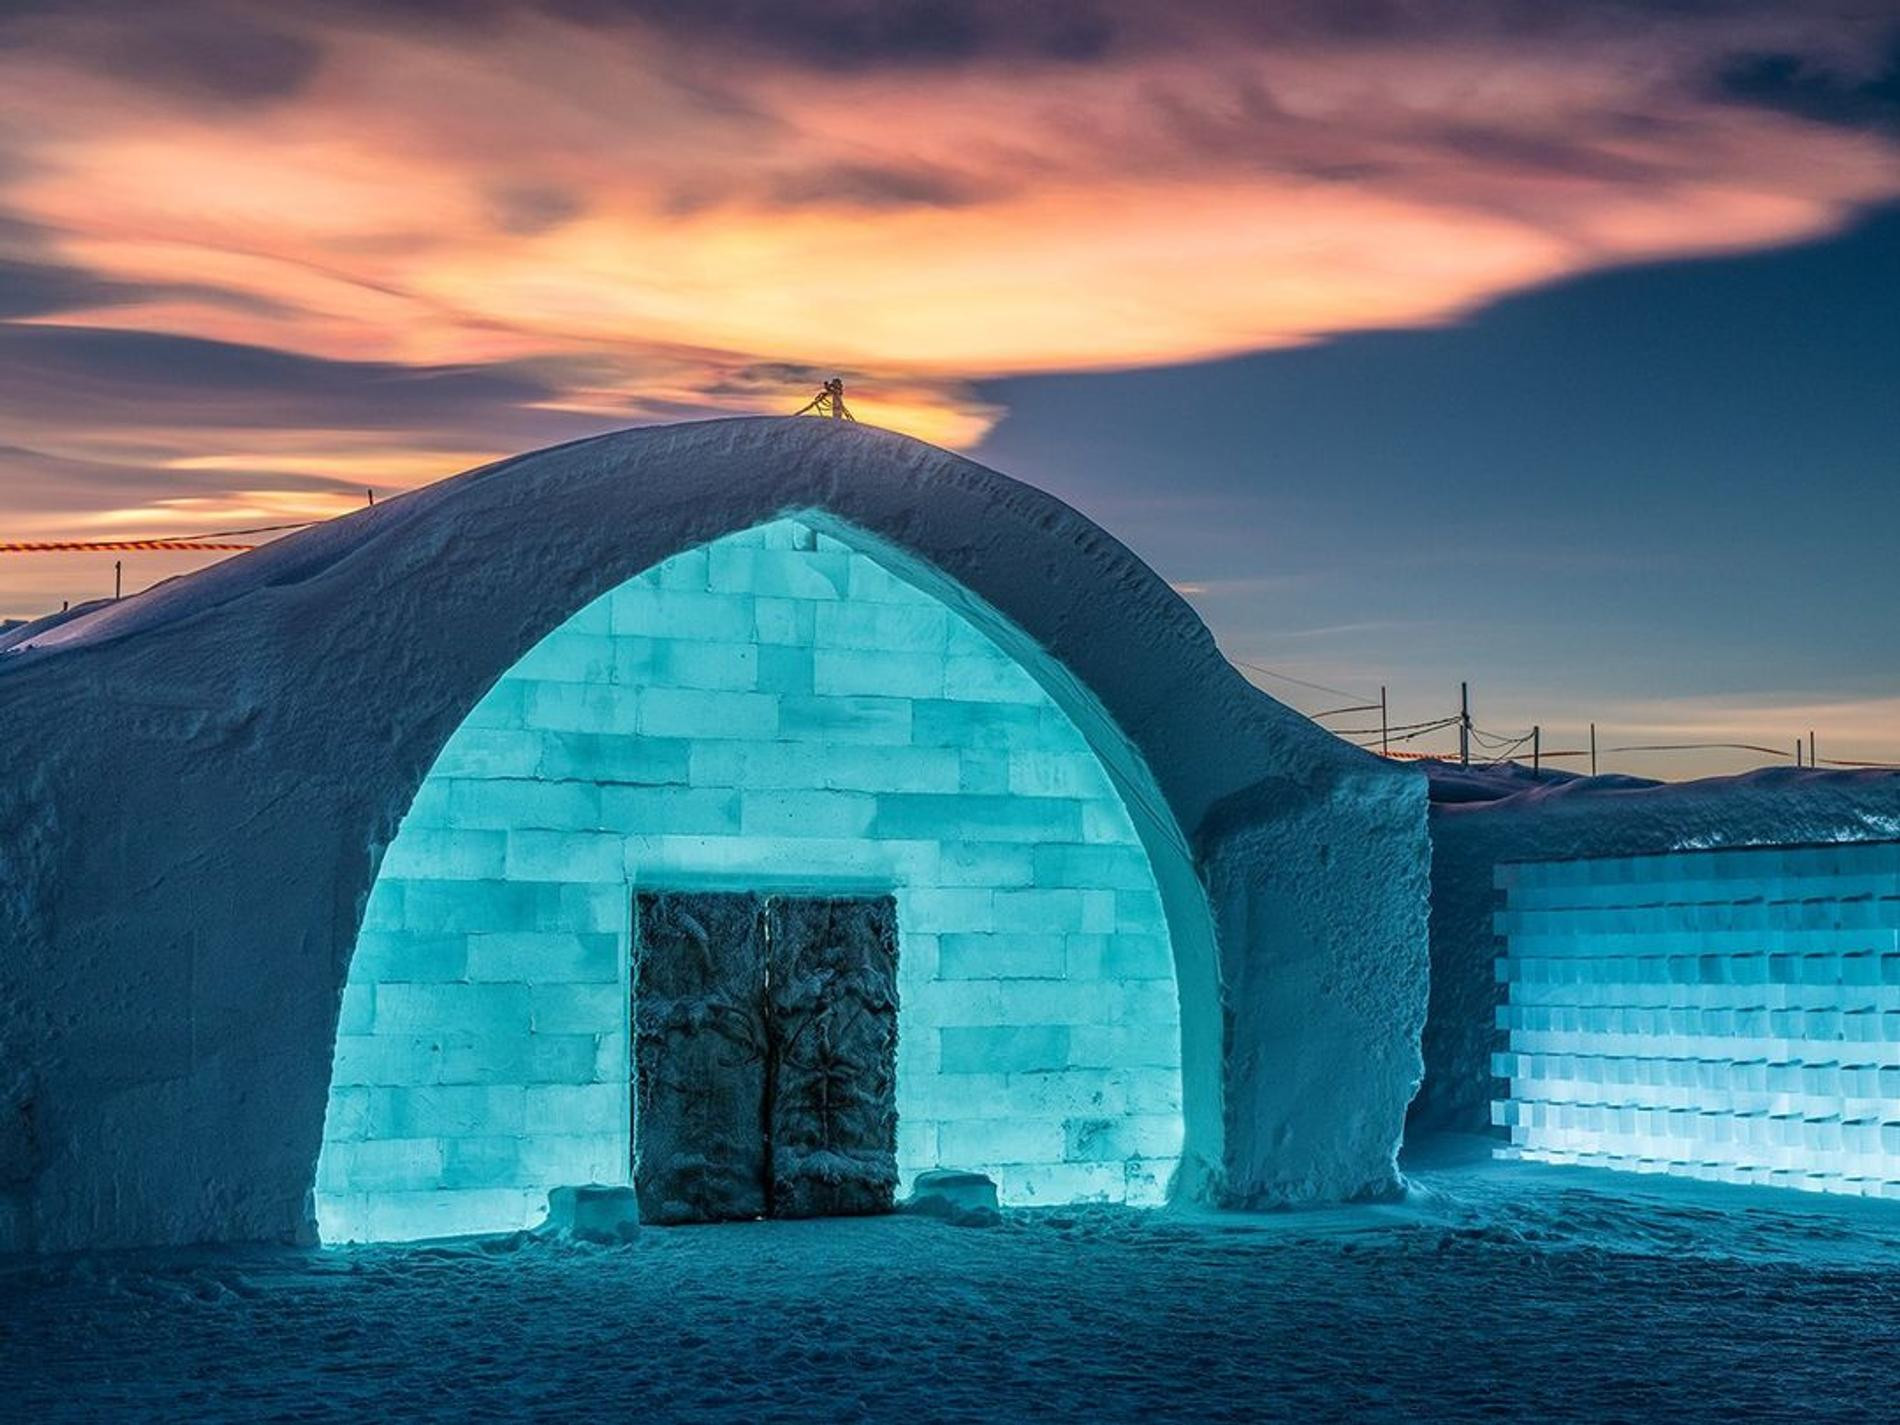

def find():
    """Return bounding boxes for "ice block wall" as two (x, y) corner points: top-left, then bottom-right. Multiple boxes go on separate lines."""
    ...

(316, 518), (1184, 1242)
(1493, 840), (1900, 1196)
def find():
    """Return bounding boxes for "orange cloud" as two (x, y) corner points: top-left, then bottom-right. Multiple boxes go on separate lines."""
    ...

(9, 15), (1898, 380)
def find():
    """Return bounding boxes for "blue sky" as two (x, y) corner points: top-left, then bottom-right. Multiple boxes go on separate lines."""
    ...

(973, 204), (1900, 774)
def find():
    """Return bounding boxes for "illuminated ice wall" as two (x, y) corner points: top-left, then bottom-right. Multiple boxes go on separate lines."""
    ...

(1494, 841), (1900, 1196)
(316, 518), (1184, 1242)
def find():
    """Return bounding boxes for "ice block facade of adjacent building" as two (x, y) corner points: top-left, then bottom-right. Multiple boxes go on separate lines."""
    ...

(1494, 840), (1900, 1196)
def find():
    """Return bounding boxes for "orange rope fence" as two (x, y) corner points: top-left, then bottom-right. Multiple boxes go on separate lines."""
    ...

(0, 539), (256, 553)
(0, 520), (316, 555)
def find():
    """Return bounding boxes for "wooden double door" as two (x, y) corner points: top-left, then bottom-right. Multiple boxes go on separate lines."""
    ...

(632, 891), (899, 1225)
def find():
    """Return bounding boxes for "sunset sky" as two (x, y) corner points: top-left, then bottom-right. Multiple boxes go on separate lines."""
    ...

(2, 1), (1896, 775)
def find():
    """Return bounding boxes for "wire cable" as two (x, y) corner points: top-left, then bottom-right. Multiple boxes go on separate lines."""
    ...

(1469, 723), (1538, 749)
(1233, 659), (1372, 704)
(163, 520), (316, 541)
(1327, 714), (1461, 737)
(1479, 733), (1533, 759)
(1346, 716), (1463, 747)
(1605, 741), (1795, 758)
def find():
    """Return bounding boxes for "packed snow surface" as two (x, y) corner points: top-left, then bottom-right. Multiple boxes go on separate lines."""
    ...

(6, 1149), (1899, 1422)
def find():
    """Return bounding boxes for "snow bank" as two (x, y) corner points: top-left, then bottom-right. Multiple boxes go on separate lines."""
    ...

(1413, 766), (1900, 1136)
(0, 417), (1428, 1250)
(1417, 757), (1660, 805)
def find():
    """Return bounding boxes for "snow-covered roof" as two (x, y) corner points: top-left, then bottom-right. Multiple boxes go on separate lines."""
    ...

(0, 417), (1396, 825)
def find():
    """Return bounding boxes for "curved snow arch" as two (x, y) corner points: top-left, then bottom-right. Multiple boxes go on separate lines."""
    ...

(318, 514), (1200, 1240)
(0, 417), (1429, 1252)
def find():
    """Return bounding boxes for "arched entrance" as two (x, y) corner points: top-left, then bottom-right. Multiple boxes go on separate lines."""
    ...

(316, 516), (1199, 1242)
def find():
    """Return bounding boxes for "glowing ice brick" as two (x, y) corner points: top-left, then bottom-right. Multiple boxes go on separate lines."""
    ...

(941, 1025), (1072, 1074)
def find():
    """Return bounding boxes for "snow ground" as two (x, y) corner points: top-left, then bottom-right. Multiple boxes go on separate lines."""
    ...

(6, 1143), (1899, 1423)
